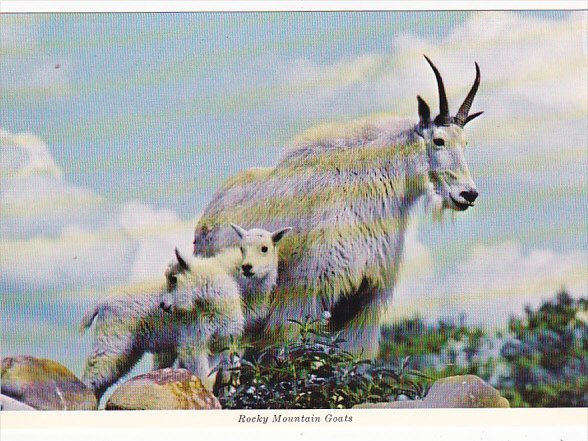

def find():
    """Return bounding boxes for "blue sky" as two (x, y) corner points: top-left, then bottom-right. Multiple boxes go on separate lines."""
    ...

(1, 11), (577, 211)
(1, 11), (587, 376)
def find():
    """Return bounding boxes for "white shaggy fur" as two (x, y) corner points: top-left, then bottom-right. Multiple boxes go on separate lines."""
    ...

(81, 225), (290, 400)
(162, 224), (291, 352)
(193, 58), (483, 359)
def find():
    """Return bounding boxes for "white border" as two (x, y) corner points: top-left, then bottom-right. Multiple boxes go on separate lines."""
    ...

(0, 2), (586, 439)
(1, 408), (587, 429)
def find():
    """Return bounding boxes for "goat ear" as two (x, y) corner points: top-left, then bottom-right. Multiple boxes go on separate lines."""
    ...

(417, 95), (431, 126)
(271, 227), (292, 244)
(230, 223), (247, 239)
(174, 248), (189, 272)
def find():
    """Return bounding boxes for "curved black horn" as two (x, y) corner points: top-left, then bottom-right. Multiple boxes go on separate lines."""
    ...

(455, 62), (481, 127)
(175, 248), (189, 271)
(464, 111), (484, 125)
(424, 55), (449, 126)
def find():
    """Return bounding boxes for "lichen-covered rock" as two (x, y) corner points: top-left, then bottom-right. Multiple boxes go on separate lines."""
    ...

(105, 368), (221, 410)
(1, 394), (36, 411)
(354, 375), (509, 409)
(1, 356), (97, 410)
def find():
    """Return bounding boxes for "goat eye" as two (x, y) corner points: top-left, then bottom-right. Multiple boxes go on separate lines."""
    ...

(433, 138), (445, 147)
(261, 246), (268, 253)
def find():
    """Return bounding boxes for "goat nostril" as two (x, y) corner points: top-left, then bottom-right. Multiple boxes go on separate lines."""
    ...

(460, 189), (479, 203)
(242, 264), (252, 272)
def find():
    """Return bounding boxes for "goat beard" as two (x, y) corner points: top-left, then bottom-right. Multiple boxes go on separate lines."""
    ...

(425, 183), (445, 222)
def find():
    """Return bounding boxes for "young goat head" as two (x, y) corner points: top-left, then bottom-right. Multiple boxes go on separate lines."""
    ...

(161, 225), (291, 314)
(230, 223), (292, 280)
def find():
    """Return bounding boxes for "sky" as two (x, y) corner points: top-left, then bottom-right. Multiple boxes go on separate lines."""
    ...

(1, 11), (587, 378)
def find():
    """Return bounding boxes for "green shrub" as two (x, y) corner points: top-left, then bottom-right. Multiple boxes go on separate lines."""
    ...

(219, 316), (430, 409)
(215, 290), (586, 408)
(501, 290), (588, 407)
(380, 289), (588, 407)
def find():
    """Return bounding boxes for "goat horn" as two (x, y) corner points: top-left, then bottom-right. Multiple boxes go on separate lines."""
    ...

(424, 55), (450, 126)
(464, 111), (484, 125)
(455, 62), (481, 127)
(175, 248), (189, 271)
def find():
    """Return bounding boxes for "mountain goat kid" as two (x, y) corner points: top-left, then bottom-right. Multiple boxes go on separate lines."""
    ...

(81, 224), (291, 400)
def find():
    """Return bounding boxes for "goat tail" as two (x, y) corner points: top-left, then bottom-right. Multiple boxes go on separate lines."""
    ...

(80, 306), (100, 333)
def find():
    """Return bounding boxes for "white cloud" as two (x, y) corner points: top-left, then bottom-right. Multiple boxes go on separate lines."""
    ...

(118, 201), (180, 236)
(0, 226), (134, 288)
(0, 129), (195, 291)
(272, 11), (587, 142)
(1, 129), (103, 239)
(438, 242), (588, 324)
(1, 129), (63, 178)
(384, 12), (587, 131)
(0, 202), (195, 290)
(280, 54), (389, 94)
(392, 238), (588, 327)
(119, 201), (196, 283)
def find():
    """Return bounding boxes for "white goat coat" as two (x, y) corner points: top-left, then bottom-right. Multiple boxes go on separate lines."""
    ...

(81, 248), (245, 400)
(194, 117), (430, 358)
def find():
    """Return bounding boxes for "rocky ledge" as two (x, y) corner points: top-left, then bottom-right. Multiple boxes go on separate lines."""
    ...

(2, 355), (509, 410)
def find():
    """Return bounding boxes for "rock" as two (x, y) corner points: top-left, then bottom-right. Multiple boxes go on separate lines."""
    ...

(1, 356), (97, 410)
(105, 368), (221, 410)
(1, 394), (36, 411)
(354, 375), (510, 409)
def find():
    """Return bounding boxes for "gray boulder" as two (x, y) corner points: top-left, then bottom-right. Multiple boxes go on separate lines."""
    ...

(354, 375), (509, 409)
(105, 368), (222, 410)
(1, 394), (36, 411)
(1, 356), (97, 410)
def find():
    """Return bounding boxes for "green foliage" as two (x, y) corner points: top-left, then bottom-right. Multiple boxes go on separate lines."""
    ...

(501, 290), (588, 407)
(379, 289), (588, 408)
(213, 290), (586, 408)
(219, 316), (430, 409)
(381, 314), (487, 358)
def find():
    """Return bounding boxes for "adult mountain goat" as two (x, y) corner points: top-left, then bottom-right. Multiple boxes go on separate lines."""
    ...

(193, 56), (483, 359)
